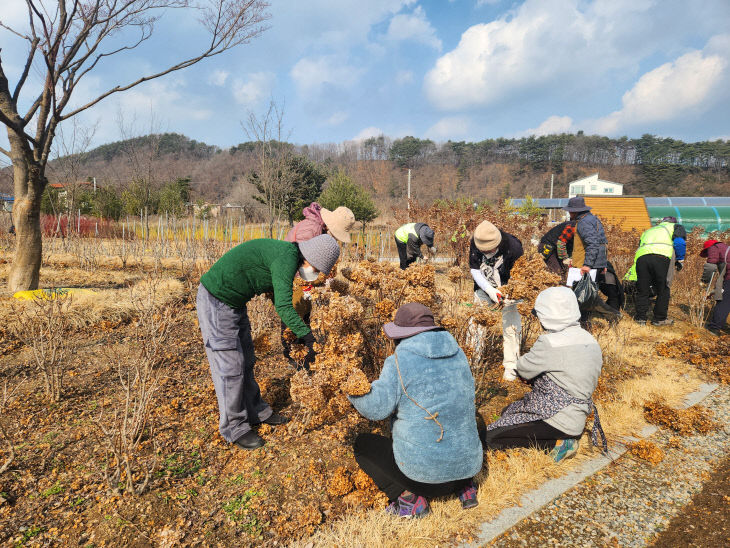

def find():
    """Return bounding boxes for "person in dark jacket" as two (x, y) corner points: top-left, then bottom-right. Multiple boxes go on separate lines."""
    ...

(562, 197), (622, 321)
(701, 239), (730, 336)
(394, 222), (436, 269)
(349, 303), (483, 518)
(197, 235), (340, 450)
(469, 220), (524, 380)
(539, 221), (576, 276)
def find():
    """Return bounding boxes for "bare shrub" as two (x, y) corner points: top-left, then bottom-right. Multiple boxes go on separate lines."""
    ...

(94, 275), (178, 495)
(0, 380), (22, 474)
(10, 295), (70, 402)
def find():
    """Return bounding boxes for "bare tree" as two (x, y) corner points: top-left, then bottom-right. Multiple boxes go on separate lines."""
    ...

(244, 100), (295, 237)
(0, 0), (271, 291)
(0, 379), (22, 475)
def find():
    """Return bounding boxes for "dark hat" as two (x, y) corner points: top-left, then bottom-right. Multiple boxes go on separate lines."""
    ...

(383, 302), (440, 340)
(563, 197), (592, 213)
(661, 216), (678, 223)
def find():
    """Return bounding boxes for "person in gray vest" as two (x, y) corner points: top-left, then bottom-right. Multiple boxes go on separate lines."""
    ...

(482, 286), (606, 462)
(394, 222), (436, 270)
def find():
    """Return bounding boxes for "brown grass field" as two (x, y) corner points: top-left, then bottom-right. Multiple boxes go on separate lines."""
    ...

(0, 221), (728, 547)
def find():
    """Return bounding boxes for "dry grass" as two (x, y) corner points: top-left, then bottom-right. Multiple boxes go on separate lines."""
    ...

(293, 449), (563, 548)
(0, 277), (184, 328)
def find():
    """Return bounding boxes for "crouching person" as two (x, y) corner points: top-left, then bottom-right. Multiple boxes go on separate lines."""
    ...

(483, 287), (607, 462)
(197, 235), (340, 450)
(349, 303), (483, 518)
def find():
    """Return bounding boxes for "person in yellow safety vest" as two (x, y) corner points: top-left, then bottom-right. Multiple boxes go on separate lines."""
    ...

(625, 216), (686, 326)
(394, 222), (436, 270)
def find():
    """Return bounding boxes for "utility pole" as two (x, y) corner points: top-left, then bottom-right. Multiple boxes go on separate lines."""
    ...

(407, 168), (411, 211)
(93, 177), (97, 193)
(549, 173), (554, 222)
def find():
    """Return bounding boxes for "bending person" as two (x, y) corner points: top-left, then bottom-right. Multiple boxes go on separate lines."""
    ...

(282, 203), (355, 364)
(197, 235), (340, 450)
(701, 239), (729, 336)
(394, 222), (436, 270)
(349, 303), (483, 518)
(482, 287), (607, 462)
(469, 220), (524, 381)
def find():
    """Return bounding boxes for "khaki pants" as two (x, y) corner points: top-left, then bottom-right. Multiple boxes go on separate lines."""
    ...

(474, 290), (522, 376)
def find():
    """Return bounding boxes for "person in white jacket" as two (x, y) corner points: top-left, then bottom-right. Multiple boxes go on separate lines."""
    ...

(482, 286), (607, 462)
(469, 220), (524, 381)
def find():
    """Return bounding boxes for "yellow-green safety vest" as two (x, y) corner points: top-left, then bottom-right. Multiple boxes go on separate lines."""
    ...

(624, 222), (675, 281)
(395, 223), (418, 243)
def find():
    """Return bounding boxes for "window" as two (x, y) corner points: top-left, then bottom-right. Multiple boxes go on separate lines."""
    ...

(604, 187), (614, 193)
(573, 185), (585, 195)
(590, 185), (597, 191)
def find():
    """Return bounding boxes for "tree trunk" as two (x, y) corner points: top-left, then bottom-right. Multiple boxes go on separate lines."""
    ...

(7, 133), (45, 293)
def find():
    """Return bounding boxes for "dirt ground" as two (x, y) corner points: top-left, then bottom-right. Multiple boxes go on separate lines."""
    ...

(650, 455), (730, 548)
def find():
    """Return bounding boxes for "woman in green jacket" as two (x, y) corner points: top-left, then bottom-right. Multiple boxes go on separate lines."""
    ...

(197, 234), (340, 450)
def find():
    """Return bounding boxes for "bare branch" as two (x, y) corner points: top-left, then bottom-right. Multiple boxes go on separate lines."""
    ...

(0, 146), (10, 158)
(13, 37), (40, 102)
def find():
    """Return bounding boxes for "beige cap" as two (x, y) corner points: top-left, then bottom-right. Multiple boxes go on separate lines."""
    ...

(473, 220), (502, 252)
(320, 206), (356, 243)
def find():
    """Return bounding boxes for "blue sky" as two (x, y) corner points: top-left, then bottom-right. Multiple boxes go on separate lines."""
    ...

(2, 0), (730, 152)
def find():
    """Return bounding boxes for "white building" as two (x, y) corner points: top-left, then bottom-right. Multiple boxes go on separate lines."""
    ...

(568, 173), (623, 198)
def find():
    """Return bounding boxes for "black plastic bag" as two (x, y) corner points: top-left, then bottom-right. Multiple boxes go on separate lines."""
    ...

(573, 273), (598, 307)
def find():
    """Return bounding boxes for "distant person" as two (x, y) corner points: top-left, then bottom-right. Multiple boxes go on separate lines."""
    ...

(624, 216), (686, 326)
(538, 220), (576, 276)
(196, 235), (340, 450)
(282, 203), (355, 365)
(482, 287), (607, 462)
(700, 239), (729, 336)
(284, 202), (356, 244)
(349, 303), (483, 518)
(562, 197), (622, 322)
(394, 222), (436, 269)
(469, 220), (524, 381)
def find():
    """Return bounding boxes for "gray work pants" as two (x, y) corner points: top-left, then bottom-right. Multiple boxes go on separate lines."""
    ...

(196, 284), (272, 442)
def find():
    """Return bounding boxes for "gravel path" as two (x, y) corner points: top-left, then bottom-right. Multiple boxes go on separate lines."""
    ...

(488, 385), (730, 548)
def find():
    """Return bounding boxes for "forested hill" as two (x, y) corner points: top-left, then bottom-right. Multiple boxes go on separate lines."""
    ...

(1, 132), (728, 203)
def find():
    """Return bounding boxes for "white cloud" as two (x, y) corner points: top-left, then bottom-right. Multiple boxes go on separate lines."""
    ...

(0, 0), (30, 29)
(424, 0), (730, 111)
(476, 0), (501, 5)
(232, 72), (276, 106)
(395, 70), (415, 85)
(208, 70), (230, 87)
(425, 116), (473, 140)
(353, 126), (385, 141)
(590, 49), (727, 134)
(290, 56), (362, 95)
(523, 115), (575, 136)
(324, 111), (350, 126)
(386, 6), (442, 51)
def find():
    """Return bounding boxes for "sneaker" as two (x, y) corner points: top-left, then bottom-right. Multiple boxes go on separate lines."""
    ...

(651, 319), (674, 326)
(386, 492), (430, 518)
(502, 367), (517, 382)
(550, 438), (579, 463)
(634, 318), (647, 326)
(706, 327), (722, 337)
(457, 480), (478, 509)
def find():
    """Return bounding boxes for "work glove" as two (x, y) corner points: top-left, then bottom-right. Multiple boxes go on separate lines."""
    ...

(675, 261), (683, 272)
(300, 332), (317, 371)
(484, 284), (504, 305)
(562, 258), (572, 266)
(428, 246), (437, 255)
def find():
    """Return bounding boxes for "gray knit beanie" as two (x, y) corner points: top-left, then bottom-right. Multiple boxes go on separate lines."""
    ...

(298, 234), (340, 274)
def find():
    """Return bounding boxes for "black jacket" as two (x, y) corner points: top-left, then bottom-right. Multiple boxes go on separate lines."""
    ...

(469, 230), (523, 290)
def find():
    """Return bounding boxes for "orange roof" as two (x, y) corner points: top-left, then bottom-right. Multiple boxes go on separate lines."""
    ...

(584, 196), (651, 232)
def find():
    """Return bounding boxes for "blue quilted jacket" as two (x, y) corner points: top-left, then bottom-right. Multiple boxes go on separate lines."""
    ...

(348, 330), (483, 483)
